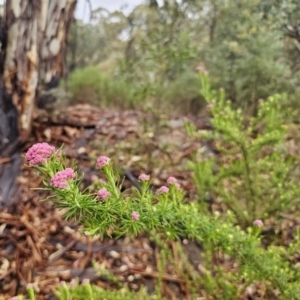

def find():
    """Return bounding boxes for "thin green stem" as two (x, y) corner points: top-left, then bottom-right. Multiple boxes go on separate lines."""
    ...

(241, 144), (256, 223)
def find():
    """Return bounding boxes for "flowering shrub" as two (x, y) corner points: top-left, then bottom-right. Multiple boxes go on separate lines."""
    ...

(24, 144), (300, 299)
(186, 71), (300, 228)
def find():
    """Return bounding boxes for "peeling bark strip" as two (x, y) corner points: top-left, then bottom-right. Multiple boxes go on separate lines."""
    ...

(3, 0), (76, 140)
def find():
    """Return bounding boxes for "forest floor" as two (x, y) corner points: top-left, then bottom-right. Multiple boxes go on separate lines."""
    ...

(0, 104), (213, 300)
(0, 104), (296, 299)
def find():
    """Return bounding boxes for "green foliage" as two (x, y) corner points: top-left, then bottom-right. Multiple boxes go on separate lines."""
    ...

(18, 2), (300, 299)
(67, 65), (205, 112)
(203, 0), (298, 106)
(24, 279), (159, 300)
(25, 143), (300, 299)
(68, 11), (128, 69)
(187, 72), (300, 227)
(116, 2), (202, 111)
(66, 0), (300, 112)
(54, 281), (156, 300)
(67, 66), (138, 108)
(151, 232), (241, 299)
(161, 71), (205, 112)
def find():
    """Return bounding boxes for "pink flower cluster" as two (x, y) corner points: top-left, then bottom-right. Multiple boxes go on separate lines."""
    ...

(253, 220), (264, 227)
(206, 103), (214, 110)
(96, 156), (110, 168)
(97, 187), (111, 200)
(82, 278), (90, 285)
(235, 153), (242, 160)
(131, 211), (140, 221)
(138, 173), (150, 181)
(50, 168), (76, 189)
(25, 143), (55, 165)
(167, 176), (180, 188)
(167, 176), (177, 184)
(156, 186), (169, 194)
(156, 177), (181, 194)
(195, 65), (208, 75)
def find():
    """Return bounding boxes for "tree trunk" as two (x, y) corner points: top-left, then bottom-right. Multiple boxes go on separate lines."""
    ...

(0, 0), (76, 207)
(1, 0), (76, 153)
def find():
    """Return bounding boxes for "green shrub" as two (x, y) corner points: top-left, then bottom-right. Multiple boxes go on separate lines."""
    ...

(187, 71), (300, 228)
(24, 139), (300, 299)
(67, 65), (207, 113)
(161, 71), (206, 114)
(67, 67), (139, 108)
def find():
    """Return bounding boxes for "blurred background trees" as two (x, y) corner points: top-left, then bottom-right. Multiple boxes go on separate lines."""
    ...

(66, 0), (300, 115)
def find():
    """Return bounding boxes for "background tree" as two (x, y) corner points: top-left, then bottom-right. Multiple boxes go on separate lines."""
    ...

(66, 0), (300, 115)
(0, 0), (77, 155)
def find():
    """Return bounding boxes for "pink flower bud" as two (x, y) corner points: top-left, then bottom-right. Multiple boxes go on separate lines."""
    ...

(195, 65), (208, 75)
(156, 186), (169, 194)
(91, 175), (98, 181)
(167, 176), (177, 184)
(258, 99), (264, 104)
(175, 183), (181, 188)
(70, 278), (77, 287)
(138, 173), (150, 181)
(97, 187), (111, 201)
(253, 220), (263, 227)
(96, 156), (110, 168)
(82, 278), (90, 285)
(235, 153), (242, 159)
(206, 103), (214, 110)
(131, 211), (140, 221)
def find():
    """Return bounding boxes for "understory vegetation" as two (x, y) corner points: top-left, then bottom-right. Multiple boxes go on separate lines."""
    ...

(23, 72), (300, 299)
(66, 0), (300, 117)
(19, 0), (300, 299)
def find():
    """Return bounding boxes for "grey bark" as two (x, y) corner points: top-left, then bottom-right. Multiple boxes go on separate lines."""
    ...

(0, 0), (76, 207)
(0, 0), (76, 154)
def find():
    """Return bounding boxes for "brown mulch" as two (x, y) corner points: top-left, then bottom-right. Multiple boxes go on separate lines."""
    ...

(0, 104), (212, 299)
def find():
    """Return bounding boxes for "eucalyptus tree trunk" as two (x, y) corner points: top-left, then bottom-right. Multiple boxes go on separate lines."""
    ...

(0, 0), (76, 154)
